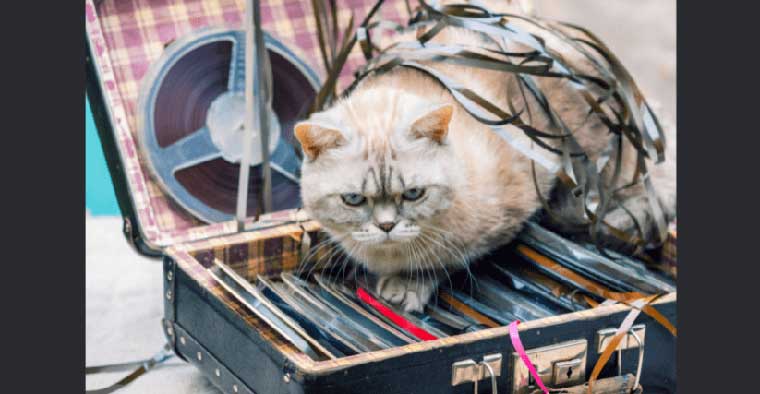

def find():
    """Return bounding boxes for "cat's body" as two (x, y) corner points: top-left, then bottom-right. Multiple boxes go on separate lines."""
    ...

(295, 0), (676, 312)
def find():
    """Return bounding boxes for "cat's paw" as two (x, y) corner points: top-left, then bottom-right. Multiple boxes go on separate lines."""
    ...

(376, 275), (437, 313)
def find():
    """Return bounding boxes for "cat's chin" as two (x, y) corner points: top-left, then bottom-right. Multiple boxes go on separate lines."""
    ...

(347, 241), (416, 276)
(374, 239), (412, 247)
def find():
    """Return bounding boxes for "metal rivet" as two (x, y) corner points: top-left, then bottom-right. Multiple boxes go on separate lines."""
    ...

(283, 373), (291, 383)
(215, 369), (221, 377)
(166, 290), (173, 300)
(166, 326), (174, 336)
(180, 337), (186, 345)
(167, 271), (173, 281)
(233, 385), (239, 393)
(197, 352), (203, 361)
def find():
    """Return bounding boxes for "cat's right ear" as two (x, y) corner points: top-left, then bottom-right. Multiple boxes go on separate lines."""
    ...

(294, 122), (346, 161)
(410, 104), (453, 144)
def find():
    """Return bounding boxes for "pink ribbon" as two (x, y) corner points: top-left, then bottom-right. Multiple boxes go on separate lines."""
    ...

(508, 321), (550, 394)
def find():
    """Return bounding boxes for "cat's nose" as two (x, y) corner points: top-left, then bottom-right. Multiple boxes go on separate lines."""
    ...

(377, 222), (396, 233)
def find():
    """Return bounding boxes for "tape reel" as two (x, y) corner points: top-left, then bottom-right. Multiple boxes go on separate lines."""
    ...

(137, 27), (319, 223)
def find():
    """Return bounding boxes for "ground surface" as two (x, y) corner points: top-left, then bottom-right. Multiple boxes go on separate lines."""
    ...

(85, 1), (675, 392)
(86, 215), (220, 393)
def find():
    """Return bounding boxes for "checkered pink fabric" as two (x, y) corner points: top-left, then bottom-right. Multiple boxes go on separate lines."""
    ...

(86, 0), (409, 248)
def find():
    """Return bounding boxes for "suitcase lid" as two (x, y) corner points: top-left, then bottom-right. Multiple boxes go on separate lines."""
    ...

(85, 0), (410, 255)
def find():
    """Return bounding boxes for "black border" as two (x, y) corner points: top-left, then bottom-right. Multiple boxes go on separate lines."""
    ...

(4, 0), (85, 392)
(677, 1), (759, 392)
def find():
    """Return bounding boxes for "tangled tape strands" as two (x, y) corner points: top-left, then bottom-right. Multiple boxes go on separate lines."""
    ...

(308, 0), (670, 254)
(516, 244), (676, 336)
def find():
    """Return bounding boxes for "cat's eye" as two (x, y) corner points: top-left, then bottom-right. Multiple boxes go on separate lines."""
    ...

(402, 187), (425, 201)
(341, 193), (367, 207)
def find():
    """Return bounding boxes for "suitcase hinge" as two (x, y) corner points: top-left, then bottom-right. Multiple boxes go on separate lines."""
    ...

(163, 257), (178, 357)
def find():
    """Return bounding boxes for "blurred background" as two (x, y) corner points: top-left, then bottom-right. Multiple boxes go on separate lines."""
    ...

(85, 1), (675, 392)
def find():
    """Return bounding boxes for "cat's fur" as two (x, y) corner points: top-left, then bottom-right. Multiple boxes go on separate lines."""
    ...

(294, 0), (676, 312)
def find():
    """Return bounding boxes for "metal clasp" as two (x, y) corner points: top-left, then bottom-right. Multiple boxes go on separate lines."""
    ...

(596, 325), (646, 389)
(510, 339), (588, 394)
(452, 353), (502, 393)
(596, 324), (646, 354)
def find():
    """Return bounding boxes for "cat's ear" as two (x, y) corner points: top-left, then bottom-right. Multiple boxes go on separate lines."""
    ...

(410, 104), (453, 144)
(294, 122), (347, 161)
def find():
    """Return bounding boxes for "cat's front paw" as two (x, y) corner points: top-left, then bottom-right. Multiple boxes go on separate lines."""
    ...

(376, 275), (437, 313)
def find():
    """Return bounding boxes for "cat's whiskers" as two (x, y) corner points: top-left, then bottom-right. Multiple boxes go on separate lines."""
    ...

(307, 242), (341, 279)
(410, 238), (427, 297)
(296, 233), (349, 278)
(404, 241), (416, 297)
(350, 230), (387, 245)
(418, 224), (476, 290)
(333, 241), (360, 283)
(406, 238), (421, 296)
(410, 235), (438, 301)
(307, 234), (352, 279)
(416, 230), (454, 291)
(415, 238), (435, 298)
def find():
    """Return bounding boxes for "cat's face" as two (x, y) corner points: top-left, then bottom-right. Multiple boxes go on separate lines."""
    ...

(295, 90), (462, 275)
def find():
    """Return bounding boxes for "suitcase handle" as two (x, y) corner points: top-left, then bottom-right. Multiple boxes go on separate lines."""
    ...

(85, 343), (174, 394)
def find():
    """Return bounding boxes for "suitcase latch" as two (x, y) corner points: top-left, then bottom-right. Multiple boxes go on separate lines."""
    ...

(596, 324), (646, 353)
(596, 325), (647, 389)
(452, 353), (502, 389)
(511, 339), (588, 394)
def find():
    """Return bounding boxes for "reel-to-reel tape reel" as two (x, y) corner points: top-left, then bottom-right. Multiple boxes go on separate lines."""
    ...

(137, 27), (320, 223)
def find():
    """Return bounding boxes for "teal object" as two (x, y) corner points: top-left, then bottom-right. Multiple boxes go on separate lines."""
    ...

(86, 97), (121, 215)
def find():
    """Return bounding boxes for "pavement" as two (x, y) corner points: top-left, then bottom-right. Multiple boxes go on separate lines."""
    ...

(85, 1), (675, 392)
(86, 215), (221, 393)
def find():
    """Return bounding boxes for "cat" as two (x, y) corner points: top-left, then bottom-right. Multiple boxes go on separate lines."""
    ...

(294, 0), (676, 312)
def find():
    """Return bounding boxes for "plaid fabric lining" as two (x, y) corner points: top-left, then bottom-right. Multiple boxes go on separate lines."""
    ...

(169, 219), (321, 275)
(87, 0), (409, 248)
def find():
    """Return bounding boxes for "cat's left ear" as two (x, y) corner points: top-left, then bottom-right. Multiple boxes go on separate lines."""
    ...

(294, 121), (347, 161)
(410, 104), (454, 144)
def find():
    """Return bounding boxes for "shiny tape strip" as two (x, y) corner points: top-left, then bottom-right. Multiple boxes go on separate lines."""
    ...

(439, 291), (500, 328)
(356, 287), (438, 341)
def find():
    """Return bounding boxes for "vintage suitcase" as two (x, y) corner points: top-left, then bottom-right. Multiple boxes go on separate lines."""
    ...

(85, 1), (677, 393)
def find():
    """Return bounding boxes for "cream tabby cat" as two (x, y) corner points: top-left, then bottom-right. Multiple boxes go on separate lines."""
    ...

(294, 0), (676, 312)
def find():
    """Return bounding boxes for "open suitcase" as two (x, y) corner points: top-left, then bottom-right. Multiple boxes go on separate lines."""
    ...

(85, 1), (677, 393)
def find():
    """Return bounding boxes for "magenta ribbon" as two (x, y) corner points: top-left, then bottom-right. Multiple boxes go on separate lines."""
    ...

(508, 321), (550, 394)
